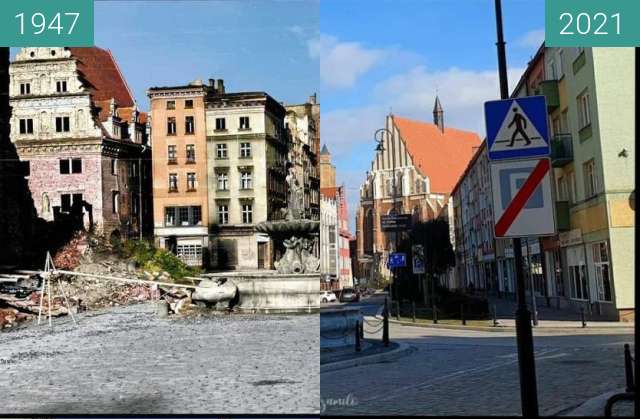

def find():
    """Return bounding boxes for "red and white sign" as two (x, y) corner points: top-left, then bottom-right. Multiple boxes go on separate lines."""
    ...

(490, 158), (556, 238)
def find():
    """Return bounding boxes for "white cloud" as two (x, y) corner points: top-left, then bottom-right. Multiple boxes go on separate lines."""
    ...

(316, 34), (386, 89)
(516, 28), (545, 49)
(322, 64), (525, 158)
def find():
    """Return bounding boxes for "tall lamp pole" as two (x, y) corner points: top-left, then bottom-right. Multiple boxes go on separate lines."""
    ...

(374, 126), (397, 303)
(494, 0), (539, 416)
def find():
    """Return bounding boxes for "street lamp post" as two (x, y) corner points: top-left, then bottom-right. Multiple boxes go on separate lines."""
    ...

(374, 126), (398, 303)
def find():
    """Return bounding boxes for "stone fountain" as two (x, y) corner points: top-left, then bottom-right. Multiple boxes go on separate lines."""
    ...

(193, 166), (320, 313)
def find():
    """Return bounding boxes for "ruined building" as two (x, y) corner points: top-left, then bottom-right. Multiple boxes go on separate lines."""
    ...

(9, 47), (152, 242)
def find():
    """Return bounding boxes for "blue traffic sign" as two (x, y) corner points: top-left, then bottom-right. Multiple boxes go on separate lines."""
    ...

(388, 252), (407, 269)
(485, 96), (550, 161)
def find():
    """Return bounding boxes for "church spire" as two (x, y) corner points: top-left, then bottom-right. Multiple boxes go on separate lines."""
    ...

(433, 96), (444, 133)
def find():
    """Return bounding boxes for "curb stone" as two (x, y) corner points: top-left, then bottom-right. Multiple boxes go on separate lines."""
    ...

(557, 387), (628, 416)
(381, 316), (635, 333)
(320, 342), (415, 373)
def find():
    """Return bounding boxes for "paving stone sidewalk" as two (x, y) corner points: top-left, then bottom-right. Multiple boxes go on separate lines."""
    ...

(0, 303), (319, 414)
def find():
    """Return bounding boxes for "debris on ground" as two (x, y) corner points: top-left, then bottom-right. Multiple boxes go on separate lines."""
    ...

(0, 231), (204, 329)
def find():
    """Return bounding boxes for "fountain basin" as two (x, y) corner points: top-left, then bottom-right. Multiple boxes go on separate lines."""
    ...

(255, 219), (319, 236)
(202, 271), (319, 314)
(320, 307), (363, 349)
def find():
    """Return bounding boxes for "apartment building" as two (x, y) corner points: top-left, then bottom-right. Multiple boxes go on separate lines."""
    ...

(206, 85), (289, 270)
(148, 81), (210, 266)
(9, 47), (152, 240)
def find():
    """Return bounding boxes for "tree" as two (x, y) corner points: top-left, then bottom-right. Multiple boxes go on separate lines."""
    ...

(397, 218), (456, 303)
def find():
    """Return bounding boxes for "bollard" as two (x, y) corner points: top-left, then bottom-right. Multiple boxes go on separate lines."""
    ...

(493, 304), (498, 327)
(461, 303), (466, 325)
(581, 306), (586, 328)
(433, 304), (438, 324)
(355, 321), (361, 352)
(396, 301), (400, 321)
(360, 318), (364, 339)
(412, 301), (416, 323)
(383, 298), (389, 347)
(156, 300), (169, 318)
(624, 344), (634, 392)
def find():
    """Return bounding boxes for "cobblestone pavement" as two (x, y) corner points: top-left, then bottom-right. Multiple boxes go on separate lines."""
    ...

(321, 310), (634, 416)
(0, 304), (319, 414)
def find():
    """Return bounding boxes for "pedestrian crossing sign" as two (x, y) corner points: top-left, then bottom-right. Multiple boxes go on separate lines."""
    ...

(485, 96), (550, 161)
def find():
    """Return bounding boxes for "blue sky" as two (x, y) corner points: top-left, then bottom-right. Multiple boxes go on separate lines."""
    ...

(319, 0), (545, 229)
(13, 0), (319, 109)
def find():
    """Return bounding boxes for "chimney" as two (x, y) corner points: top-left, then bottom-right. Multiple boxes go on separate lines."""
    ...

(208, 78), (215, 87)
(216, 79), (225, 94)
(433, 96), (444, 133)
(309, 93), (317, 104)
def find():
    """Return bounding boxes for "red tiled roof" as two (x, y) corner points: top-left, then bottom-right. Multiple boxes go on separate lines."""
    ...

(393, 116), (481, 195)
(321, 186), (338, 199)
(68, 47), (135, 108)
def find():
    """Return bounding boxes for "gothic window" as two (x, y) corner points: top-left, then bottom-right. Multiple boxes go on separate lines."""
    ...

(363, 208), (374, 255)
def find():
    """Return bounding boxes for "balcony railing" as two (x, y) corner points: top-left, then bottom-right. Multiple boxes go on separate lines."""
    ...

(538, 80), (559, 110)
(550, 134), (573, 167)
(555, 200), (570, 231)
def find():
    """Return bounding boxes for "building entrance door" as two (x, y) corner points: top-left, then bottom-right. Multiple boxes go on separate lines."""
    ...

(258, 242), (267, 269)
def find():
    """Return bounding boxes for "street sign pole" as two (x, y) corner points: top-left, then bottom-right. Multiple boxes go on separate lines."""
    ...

(494, 0), (539, 416)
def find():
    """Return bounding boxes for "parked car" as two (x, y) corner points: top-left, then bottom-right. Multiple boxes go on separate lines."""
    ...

(321, 290), (337, 303)
(339, 287), (360, 303)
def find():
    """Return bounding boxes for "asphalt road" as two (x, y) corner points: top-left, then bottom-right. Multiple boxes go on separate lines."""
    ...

(320, 295), (634, 416)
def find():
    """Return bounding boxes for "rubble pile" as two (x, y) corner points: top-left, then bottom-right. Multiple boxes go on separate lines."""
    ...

(52, 231), (89, 270)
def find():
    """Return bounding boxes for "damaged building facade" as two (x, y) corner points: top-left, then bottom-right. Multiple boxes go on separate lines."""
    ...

(8, 47), (152, 241)
(149, 80), (306, 269)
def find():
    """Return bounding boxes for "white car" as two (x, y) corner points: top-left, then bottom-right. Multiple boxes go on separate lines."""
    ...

(321, 291), (337, 303)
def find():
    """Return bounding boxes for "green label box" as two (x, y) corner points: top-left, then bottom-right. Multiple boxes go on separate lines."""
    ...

(0, 0), (94, 47)
(546, 0), (640, 47)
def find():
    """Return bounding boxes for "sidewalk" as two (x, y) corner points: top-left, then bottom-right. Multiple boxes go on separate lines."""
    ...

(320, 339), (414, 373)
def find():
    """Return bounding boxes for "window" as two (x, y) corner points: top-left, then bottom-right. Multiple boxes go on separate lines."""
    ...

(60, 159), (70, 174)
(112, 191), (119, 214)
(167, 117), (177, 135)
(185, 116), (195, 134)
(557, 176), (567, 201)
(216, 143), (228, 159)
(218, 204), (229, 224)
(165, 207), (176, 226)
(165, 206), (201, 226)
(20, 83), (31, 95)
(111, 159), (117, 175)
(169, 173), (178, 192)
(217, 172), (228, 190)
(56, 80), (67, 93)
(558, 50), (564, 78)
(239, 116), (250, 130)
(552, 117), (561, 136)
(569, 264), (588, 300)
(71, 158), (82, 174)
(184, 100), (193, 109)
(61, 194), (71, 212)
(548, 58), (556, 80)
(55, 117), (70, 132)
(166, 100), (176, 110)
(186, 144), (195, 163)
(583, 159), (597, 198)
(242, 203), (253, 224)
(19, 119), (34, 134)
(59, 158), (81, 174)
(577, 91), (591, 129)
(567, 170), (577, 203)
(240, 171), (252, 189)
(168, 145), (177, 164)
(215, 117), (226, 131)
(592, 242), (612, 302)
(176, 245), (202, 265)
(240, 142), (252, 158)
(187, 172), (197, 191)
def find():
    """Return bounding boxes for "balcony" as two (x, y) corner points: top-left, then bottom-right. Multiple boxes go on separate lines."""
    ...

(538, 80), (559, 111)
(555, 200), (570, 231)
(550, 134), (573, 167)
